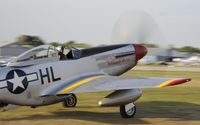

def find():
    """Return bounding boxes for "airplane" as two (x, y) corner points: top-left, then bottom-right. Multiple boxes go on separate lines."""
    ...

(173, 56), (200, 66)
(0, 44), (191, 118)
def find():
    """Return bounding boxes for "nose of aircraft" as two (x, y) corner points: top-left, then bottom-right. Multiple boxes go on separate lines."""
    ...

(133, 44), (147, 62)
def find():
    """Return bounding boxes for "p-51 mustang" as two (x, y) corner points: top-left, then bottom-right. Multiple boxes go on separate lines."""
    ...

(0, 44), (191, 118)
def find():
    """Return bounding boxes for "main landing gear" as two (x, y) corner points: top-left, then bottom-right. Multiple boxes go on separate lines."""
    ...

(62, 94), (136, 118)
(63, 93), (77, 107)
(120, 103), (136, 118)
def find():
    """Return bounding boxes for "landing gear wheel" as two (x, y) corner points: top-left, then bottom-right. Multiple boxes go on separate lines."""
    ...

(120, 103), (136, 118)
(63, 94), (77, 107)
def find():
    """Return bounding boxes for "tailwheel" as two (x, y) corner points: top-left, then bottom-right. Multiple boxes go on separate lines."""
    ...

(63, 93), (77, 107)
(120, 103), (136, 118)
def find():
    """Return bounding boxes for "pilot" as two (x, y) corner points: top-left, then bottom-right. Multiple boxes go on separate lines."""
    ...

(58, 46), (66, 60)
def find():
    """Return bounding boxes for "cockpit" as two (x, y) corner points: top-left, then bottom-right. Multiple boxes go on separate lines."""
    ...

(16, 45), (58, 62)
(8, 45), (81, 67)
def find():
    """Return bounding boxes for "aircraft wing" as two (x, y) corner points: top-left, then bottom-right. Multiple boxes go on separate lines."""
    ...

(40, 72), (191, 96)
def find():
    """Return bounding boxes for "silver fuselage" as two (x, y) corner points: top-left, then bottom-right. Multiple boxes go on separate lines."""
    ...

(0, 44), (136, 106)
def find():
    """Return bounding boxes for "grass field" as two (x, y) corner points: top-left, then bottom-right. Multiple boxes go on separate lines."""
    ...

(0, 70), (199, 125)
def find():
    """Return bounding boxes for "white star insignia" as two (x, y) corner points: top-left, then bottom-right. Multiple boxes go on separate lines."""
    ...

(7, 71), (26, 91)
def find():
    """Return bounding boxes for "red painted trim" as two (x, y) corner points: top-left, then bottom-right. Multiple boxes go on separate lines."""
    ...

(133, 44), (147, 62)
(164, 78), (191, 87)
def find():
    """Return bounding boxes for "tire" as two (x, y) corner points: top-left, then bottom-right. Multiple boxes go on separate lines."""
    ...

(63, 94), (77, 107)
(120, 103), (136, 118)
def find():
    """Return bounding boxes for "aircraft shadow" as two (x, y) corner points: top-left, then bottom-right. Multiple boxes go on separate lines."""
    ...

(1, 101), (200, 124)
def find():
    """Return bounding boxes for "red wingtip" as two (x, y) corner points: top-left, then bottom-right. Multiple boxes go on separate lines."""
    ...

(164, 78), (191, 87)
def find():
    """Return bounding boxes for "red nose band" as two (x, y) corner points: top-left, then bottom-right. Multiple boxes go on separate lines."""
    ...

(133, 44), (147, 62)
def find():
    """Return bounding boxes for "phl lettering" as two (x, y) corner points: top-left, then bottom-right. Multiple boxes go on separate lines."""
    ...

(50, 67), (61, 82)
(39, 67), (61, 84)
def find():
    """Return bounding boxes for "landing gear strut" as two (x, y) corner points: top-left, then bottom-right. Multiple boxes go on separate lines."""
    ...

(63, 93), (77, 107)
(120, 103), (136, 118)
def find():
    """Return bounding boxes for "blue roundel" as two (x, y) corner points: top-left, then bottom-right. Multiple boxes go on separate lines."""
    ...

(6, 69), (28, 94)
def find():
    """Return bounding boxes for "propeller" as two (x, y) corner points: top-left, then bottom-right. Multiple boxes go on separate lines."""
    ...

(112, 11), (170, 77)
(112, 11), (164, 45)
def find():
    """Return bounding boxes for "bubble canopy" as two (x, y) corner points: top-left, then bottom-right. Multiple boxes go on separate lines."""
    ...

(15, 45), (58, 62)
(8, 45), (81, 67)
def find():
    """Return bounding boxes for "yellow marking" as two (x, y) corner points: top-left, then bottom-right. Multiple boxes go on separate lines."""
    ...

(58, 76), (104, 94)
(156, 80), (174, 88)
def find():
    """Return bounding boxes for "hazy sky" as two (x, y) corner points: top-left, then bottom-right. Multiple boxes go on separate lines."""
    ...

(0, 0), (200, 47)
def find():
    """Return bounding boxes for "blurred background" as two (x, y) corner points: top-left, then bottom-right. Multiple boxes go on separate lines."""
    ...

(0, 1), (200, 125)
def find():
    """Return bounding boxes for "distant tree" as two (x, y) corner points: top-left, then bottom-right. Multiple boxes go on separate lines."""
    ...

(141, 43), (158, 48)
(50, 42), (62, 47)
(50, 41), (91, 48)
(63, 41), (75, 47)
(16, 35), (45, 46)
(175, 46), (200, 53)
(62, 41), (90, 48)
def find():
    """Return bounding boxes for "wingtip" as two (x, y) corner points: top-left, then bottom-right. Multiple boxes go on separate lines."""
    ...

(167, 78), (191, 87)
(157, 78), (192, 88)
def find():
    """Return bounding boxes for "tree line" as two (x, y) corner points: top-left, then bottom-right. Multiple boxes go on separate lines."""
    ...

(15, 35), (90, 48)
(15, 35), (199, 53)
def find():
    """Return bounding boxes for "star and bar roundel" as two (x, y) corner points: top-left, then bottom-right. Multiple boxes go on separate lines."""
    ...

(0, 69), (38, 94)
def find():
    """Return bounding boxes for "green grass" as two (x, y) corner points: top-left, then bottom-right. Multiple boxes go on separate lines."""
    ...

(0, 70), (200, 125)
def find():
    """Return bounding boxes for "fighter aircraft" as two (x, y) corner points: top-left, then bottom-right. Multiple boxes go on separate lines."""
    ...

(0, 44), (191, 118)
